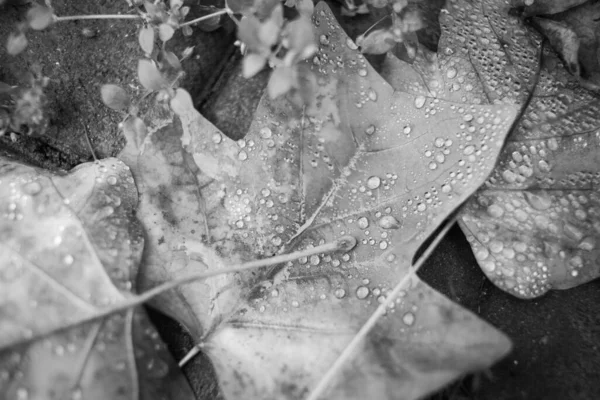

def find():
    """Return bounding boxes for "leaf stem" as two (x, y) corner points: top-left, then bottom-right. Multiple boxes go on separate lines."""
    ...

(179, 9), (229, 27)
(54, 14), (141, 22)
(306, 218), (457, 400)
(8, 237), (353, 348)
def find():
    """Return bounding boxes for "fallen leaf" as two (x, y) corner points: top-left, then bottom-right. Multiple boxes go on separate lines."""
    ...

(511, 0), (589, 17)
(381, 0), (600, 298)
(0, 158), (195, 399)
(120, 2), (515, 399)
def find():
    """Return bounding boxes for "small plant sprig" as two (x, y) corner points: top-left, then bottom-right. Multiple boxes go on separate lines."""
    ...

(236, 0), (318, 101)
(351, 0), (424, 58)
(5, 0), (320, 148)
(0, 64), (49, 139)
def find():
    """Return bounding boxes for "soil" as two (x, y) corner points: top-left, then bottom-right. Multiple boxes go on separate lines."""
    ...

(1, 1), (599, 400)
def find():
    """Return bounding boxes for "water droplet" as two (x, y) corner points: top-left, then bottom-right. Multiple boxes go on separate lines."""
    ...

(489, 240), (504, 253)
(403, 125), (412, 134)
(441, 183), (452, 193)
(334, 288), (346, 298)
(524, 192), (551, 211)
(212, 133), (222, 143)
(356, 217), (370, 229)
(378, 215), (400, 229)
(428, 162), (438, 170)
(446, 67), (457, 79)
(260, 127), (272, 139)
(16, 388), (29, 400)
(365, 125), (376, 135)
(107, 176), (118, 185)
(356, 286), (369, 299)
(502, 170), (517, 183)
(64, 254), (74, 265)
(238, 151), (248, 161)
(402, 312), (415, 326)
(71, 388), (83, 400)
(367, 88), (377, 101)
(414, 95), (426, 109)
(146, 357), (169, 378)
(366, 176), (381, 189)
(463, 145), (475, 155)
(417, 203), (427, 212)
(310, 255), (320, 265)
(379, 240), (388, 250)
(292, 300), (300, 307)
(358, 69), (367, 77)
(487, 204), (504, 218)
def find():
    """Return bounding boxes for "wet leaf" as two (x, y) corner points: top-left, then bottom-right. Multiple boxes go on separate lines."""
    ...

(532, 17), (580, 76)
(26, 4), (54, 30)
(101, 84), (131, 111)
(119, 3), (514, 399)
(511, 0), (589, 17)
(381, 0), (600, 298)
(0, 158), (195, 400)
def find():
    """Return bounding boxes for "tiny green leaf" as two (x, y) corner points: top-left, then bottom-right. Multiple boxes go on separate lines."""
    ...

(123, 116), (147, 147)
(268, 66), (295, 98)
(139, 26), (155, 56)
(169, 88), (194, 116)
(6, 32), (28, 55)
(242, 53), (267, 78)
(160, 50), (182, 70)
(27, 5), (54, 30)
(286, 16), (317, 60)
(100, 84), (131, 111)
(158, 23), (175, 42)
(137, 59), (167, 91)
(356, 28), (396, 54)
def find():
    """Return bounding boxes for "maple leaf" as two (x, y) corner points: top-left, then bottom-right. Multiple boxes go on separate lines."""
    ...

(0, 158), (195, 400)
(118, 2), (517, 399)
(382, 0), (600, 299)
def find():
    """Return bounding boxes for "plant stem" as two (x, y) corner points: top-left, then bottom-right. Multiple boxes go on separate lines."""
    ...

(54, 14), (141, 22)
(179, 9), (229, 27)
(12, 237), (351, 347)
(306, 218), (458, 400)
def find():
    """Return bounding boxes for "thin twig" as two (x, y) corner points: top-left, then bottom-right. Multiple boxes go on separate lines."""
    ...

(306, 218), (457, 400)
(54, 14), (141, 22)
(179, 9), (229, 28)
(11, 238), (352, 347)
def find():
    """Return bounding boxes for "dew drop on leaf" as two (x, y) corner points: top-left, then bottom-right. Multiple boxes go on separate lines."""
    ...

(414, 95), (426, 109)
(357, 217), (369, 229)
(209, 133), (222, 144)
(378, 215), (400, 229)
(366, 176), (381, 189)
(402, 312), (415, 326)
(356, 286), (369, 299)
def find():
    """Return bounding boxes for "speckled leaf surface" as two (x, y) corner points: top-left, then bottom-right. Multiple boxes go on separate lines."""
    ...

(120, 2), (516, 399)
(382, 0), (600, 299)
(0, 158), (196, 400)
